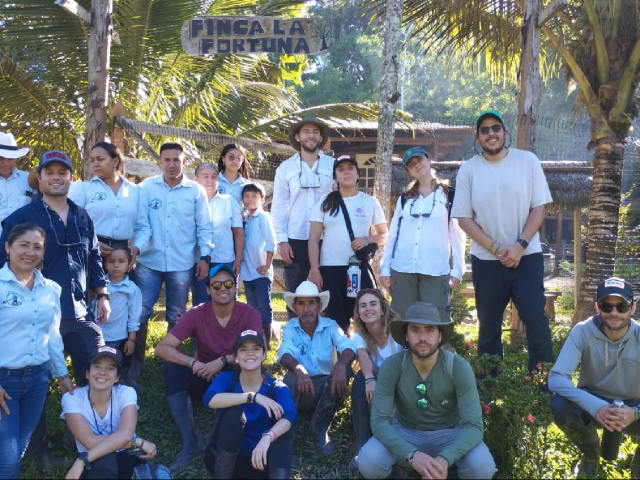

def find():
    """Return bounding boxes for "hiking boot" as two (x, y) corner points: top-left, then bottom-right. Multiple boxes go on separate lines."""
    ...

(573, 454), (597, 478)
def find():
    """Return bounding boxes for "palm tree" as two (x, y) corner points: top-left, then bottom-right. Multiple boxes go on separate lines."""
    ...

(367, 0), (640, 321)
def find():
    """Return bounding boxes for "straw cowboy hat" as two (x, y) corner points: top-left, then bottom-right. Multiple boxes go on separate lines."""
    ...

(288, 114), (330, 152)
(283, 280), (330, 312)
(390, 302), (454, 347)
(0, 132), (29, 159)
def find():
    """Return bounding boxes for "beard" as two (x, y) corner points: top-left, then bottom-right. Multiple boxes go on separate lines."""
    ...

(481, 141), (506, 156)
(301, 141), (319, 153)
(601, 314), (631, 331)
(407, 340), (439, 359)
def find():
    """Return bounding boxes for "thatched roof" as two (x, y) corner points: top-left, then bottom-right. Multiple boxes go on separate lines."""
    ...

(391, 160), (593, 211)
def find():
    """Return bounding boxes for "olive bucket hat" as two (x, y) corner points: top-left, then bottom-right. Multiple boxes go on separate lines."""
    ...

(288, 114), (330, 151)
(390, 302), (453, 347)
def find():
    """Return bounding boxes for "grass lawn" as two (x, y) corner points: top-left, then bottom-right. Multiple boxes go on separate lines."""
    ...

(20, 302), (638, 479)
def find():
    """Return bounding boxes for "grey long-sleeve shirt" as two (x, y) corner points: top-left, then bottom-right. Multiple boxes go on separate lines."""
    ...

(548, 315), (640, 417)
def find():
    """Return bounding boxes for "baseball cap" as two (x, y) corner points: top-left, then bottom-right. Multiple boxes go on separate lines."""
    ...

(596, 277), (634, 304)
(333, 155), (358, 171)
(38, 150), (73, 173)
(402, 147), (428, 167)
(235, 329), (266, 350)
(208, 263), (236, 279)
(89, 345), (123, 367)
(475, 110), (504, 132)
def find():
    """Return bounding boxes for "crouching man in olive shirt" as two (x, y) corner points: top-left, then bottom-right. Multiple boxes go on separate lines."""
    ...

(357, 302), (496, 479)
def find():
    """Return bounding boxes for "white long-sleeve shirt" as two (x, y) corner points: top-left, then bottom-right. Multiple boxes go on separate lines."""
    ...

(381, 186), (466, 280)
(271, 152), (334, 244)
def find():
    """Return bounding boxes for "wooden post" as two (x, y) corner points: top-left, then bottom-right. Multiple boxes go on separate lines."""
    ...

(573, 208), (582, 308)
(83, 0), (114, 180)
(554, 211), (564, 276)
(111, 101), (125, 152)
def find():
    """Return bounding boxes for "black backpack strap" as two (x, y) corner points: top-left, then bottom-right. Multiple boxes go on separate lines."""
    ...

(338, 194), (356, 242)
(229, 368), (241, 392)
(391, 193), (406, 260)
(447, 187), (455, 222)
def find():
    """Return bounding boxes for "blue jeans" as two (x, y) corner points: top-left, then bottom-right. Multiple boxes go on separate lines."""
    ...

(191, 262), (234, 306)
(131, 263), (193, 330)
(0, 364), (50, 479)
(243, 277), (273, 325)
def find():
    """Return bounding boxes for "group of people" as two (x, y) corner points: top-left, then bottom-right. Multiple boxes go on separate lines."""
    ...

(0, 107), (638, 480)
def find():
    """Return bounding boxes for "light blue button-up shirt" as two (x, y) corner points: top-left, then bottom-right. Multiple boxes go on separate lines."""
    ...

(68, 176), (139, 241)
(0, 169), (36, 233)
(195, 193), (242, 264)
(0, 264), (68, 380)
(134, 174), (214, 272)
(217, 172), (250, 204)
(240, 208), (276, 282)
(92, 274), (141, 342)
(278, 315), (356, 376)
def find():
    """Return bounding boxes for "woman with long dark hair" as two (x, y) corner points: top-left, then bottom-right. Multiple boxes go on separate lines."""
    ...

(0, 223), (74, 478)
(217, 144), (251, 204)
(380, 147), (466, 322)
(308, 156), (388, 332)
(203, 330), (296, 479)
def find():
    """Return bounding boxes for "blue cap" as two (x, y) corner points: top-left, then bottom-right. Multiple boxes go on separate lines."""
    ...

(475, 110), (504, 132)
(38, 150), (73, 172)
(208, 263), (236, 279)
(402, 147), (428, 167)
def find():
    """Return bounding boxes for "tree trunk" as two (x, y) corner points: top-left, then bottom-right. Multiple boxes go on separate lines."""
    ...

(516, 0), (542, 151)
(554, 211), (563, 276)
(572, 141), (625, 323)
(83, 0), (114, 179)
(373, 0), (402, 287)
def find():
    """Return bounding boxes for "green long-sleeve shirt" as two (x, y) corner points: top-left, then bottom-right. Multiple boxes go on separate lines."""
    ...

(370, 349), (484, 465)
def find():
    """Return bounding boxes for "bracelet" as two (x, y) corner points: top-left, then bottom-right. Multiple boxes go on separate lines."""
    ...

(131, 433), (137, 450)
(247, 392), (255, 404)
(220, 355), (229, 367)
(310, 269), (320, 273)
(634, 406), (639, 421)
(365, 378), (377, 385)
(491, 243), (502, 256)
(140, 439), (145, 450)
(187, 357), (196, 368)
(488, 240), (496, 252)
(407, 448), (418, 465)
(127, 338), (135, 342)
(269, 429), (278, 441)
(57, 373), (70, 381)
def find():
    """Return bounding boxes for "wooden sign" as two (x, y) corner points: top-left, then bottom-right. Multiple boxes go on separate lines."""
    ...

(182, 16), (328, 56)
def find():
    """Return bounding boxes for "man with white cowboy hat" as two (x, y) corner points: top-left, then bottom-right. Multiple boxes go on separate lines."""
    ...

(0, 132), (36, 231)
(271, 115), (335, 317)
(358, 302), (496, 480)
(278, 280), (356, 454)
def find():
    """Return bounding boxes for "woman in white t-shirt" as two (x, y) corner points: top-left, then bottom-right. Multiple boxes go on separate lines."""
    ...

(308, 156), (388, 332)
(380, 147), (466, 322)
(61, 346), (157, 479)
(349, 288), (402, 467)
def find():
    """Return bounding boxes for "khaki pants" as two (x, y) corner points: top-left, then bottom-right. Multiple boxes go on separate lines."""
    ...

(390, 269), (449, 322)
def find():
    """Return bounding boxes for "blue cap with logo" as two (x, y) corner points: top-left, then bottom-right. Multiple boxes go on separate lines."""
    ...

(475, 110), (504, 132)
(596, 277), (634, 304)
(208, 263), (236, 279)
(235, 329), (266, 350)
(402, 147), (428, 167)
(38, 150), (73, 173)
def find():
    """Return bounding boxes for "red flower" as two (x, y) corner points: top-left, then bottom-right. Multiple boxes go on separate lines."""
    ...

(481, 402), (491, 416)
(464, 341), (475, 348)
(527, 413), (535, 423)
(535, 363), (542, 369)
(524, 375), (532, 382)
(543, 370), (549, 376)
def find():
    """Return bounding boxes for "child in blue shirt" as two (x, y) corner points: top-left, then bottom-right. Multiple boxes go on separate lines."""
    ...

(93, 246), (142, 389)
(240, 183), (277, 349)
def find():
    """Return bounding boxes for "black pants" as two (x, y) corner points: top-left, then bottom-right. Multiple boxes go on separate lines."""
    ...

(321, 265), (375, 332)
(283, 239), (314, 318)
(204, 406), (294, 478)
(80, 451), (144, 479)
(163, 362), (216, 398)
(60, 317), (104, 386)
(471, 253), (554, 372)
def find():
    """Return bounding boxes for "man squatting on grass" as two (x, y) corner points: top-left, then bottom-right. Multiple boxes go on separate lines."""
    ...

(549, 277), (640, 479)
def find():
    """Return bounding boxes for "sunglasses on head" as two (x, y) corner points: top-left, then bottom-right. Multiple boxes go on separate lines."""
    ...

(416, 382), (428, 410)
(479, 124), (503, 135)
(598, 301), (631, 313)
(208, 280), (236, 290)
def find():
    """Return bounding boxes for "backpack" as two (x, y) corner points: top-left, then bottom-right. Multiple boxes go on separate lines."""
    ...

(391, 186), (456, 259)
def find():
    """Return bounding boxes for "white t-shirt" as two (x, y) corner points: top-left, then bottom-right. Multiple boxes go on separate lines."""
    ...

(60, 385), (138, 453)
(310, 191), (386, 266)
(451, 148), (552, 260)
(352, 332), (403, 369)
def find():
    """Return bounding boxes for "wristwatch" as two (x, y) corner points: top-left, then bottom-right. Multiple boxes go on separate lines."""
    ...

(516, 238), (529, 250)
(78, 452), (91, 470)
(96, 293), (110, 301)
(200, 255), (211, 263)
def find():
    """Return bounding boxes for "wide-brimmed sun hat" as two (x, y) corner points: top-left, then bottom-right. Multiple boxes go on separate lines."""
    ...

(283, 280), (330, 312)
(0, 132), (29, 159)
(288, 115), (330, 151)
(390, 302), (453, 347)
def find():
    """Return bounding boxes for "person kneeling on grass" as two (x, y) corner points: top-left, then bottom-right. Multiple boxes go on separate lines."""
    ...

(358, 302), (496, 480)
(204, 330), (296, 479)
(61, 346), (158, 479)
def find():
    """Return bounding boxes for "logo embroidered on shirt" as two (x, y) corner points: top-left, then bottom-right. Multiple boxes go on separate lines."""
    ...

(92, 192), (108, 201)
(5, 292), (25, 306)
(441, 400), (449, 405)
(149, 198), (163, 210)
(218, 186), (226, 193)
(354, 206), (366, 218)
(297, 342), (308, 356)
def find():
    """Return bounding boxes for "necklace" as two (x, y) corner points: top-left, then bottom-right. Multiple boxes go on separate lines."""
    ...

(89, 387), (113, 435)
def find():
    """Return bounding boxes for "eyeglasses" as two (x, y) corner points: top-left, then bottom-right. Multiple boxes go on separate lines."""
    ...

(410, 195), (437, 218)
(44, 205), (83, 247)
(479, 124), (503, 135)
(598, 302), (631, 313)
(416, 382), (428, 410)
(208, 280), (236, 290)
(299, 161), (320, 189)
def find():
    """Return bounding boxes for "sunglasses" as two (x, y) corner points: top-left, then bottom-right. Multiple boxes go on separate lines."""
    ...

(479, 124), (503, 135)
(598, 302), (631, 313)
(208, 280), (236, 290)
(416, 382), (428, 410)
(410, 195), (437, 219)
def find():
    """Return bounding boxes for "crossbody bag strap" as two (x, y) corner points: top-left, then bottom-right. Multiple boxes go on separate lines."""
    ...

(338, 194), (356, 243)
